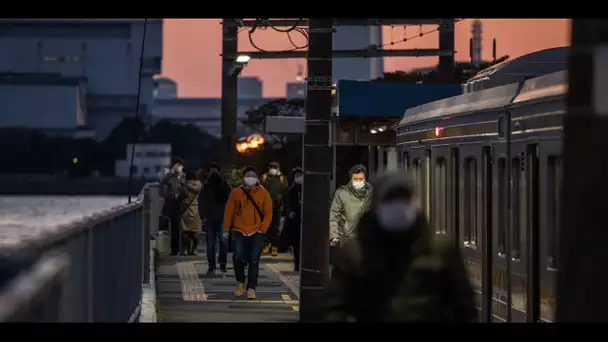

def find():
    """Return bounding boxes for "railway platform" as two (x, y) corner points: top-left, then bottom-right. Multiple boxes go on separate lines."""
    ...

(155, 247), (300, 322)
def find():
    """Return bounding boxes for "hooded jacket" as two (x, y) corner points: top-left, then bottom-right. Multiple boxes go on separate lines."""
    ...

(179, 179), (203, 233)
(329, 165), (373, 242)
(322, 171), (477, 322)
(223, 184), (273, 235)
(199, 173), (232, 223)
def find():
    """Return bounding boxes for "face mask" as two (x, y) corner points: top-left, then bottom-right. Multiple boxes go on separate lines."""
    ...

(269, 169), (278, 176)
(174, 166), (183, 173)
(294, 176), (303, 184)
(376, 201), (417, 232)
(352, 180), (365, 189)
(244, 176), (258, 187)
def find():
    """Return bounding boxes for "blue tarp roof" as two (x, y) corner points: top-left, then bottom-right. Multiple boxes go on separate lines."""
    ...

(336, 80), (461, 118)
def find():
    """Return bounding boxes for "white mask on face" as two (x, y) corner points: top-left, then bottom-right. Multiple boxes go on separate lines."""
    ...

(244, 176), (258, 187)
(174, 166), (183, 173)
(376, 201), (417, 232)
(269, 168), (278, 176)
(352, 180), (365, 190)
(294, 176), (303, 184)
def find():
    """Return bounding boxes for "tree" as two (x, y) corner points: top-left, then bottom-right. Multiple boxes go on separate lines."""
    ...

(146, 119), (219, 169)
(375, 55), (511, 84)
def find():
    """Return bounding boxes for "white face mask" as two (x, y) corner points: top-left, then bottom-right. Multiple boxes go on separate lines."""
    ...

(376, 201), (417, 232)
(294, 176), (303, 184)
(244, 176), (258, 187)
(269, 169), (278, 176)
(174, 166), (183, 173)
(352, 180), (365, 190)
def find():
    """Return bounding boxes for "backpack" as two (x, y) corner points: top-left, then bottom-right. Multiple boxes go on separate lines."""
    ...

(261, 173), (285, 186)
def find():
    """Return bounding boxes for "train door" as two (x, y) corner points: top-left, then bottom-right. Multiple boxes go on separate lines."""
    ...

(491, 144), (509, 322)
(458, 144), (488, 320)
(431, 147), (450, 237)
(409, 147), (431, 222)
(538, 140), (562, 322)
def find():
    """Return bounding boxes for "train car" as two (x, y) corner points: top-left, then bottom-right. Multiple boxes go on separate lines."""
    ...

(395, 69), (566, 323)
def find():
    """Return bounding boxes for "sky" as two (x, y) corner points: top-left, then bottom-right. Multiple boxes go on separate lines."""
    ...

(161, 19), (571, 98)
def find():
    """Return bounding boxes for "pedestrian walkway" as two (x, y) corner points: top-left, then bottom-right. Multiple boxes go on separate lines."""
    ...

(155, 249), (300, 322)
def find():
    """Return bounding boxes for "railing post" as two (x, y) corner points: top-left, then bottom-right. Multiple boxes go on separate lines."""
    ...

(143, 185), (151, 284)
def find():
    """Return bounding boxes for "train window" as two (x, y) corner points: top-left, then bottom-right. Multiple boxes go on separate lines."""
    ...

(498, 116), (506, 138)
(498, 158), (507, 256)
(435, 157), (448, 235)
(425, 151), (431, 220)
(402, 152), (409, 171)
(547, 156), (562, 270)
(464, 157), (478, 247)
(511, 158), (522, 260)
(382, 149), (389, 170)
(412, 158), (422, 197)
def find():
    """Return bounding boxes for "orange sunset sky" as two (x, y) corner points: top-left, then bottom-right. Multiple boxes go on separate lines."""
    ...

(161, 19), (571, 98)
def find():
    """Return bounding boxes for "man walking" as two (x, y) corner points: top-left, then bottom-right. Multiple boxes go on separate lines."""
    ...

(161, 157), (186, 256)
(200, 162), (232, 275)
(223, 166), (273, 300)
(260, 161), (288, 257)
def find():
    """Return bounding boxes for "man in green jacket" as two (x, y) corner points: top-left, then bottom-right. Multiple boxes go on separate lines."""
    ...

(329, 164), (372, 249)
(260, 161), (288, 256)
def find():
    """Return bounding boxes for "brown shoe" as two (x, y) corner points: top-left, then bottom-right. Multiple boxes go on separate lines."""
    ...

(271, 247), (278, 257)
(247, 288), (256, 300)
(262, 242), (271, 254)
(234, 282), (246, 297)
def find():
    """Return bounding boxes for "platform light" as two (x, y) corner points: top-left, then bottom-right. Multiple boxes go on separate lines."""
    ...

(236, 55), (250, 63)
(378, 127), (385, 132)
(370, 129), (377, 134)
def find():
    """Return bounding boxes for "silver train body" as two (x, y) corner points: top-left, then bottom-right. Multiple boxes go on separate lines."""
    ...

(395, 69), (566, 322)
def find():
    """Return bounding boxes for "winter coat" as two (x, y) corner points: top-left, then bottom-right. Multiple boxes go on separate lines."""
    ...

(179, 180), (202, 233)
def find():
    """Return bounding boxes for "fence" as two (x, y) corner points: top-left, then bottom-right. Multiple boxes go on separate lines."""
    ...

(0, 183), (160, 322)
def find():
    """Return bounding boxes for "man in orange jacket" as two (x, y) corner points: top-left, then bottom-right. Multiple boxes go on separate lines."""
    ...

(223, 166), (273, 300)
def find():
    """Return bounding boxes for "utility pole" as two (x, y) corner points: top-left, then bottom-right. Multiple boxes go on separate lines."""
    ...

(221, 19), (238, 169)
(438, 18), (455, 83)
(299, 18), (333, 322)
(557, 19), (608, 321)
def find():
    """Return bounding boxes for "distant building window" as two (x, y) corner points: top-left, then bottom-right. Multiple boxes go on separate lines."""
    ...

(146, 151), (158, 157)
(130, 165), (138, 175)
(43, 56), (81, 63)
(135, 152), (143, 157)
(143, 167), (150, 174)
(155, 165), (161, 173)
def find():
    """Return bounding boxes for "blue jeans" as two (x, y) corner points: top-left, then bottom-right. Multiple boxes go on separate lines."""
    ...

(205, 220), (228, 269)
(232, 231), (266, 289)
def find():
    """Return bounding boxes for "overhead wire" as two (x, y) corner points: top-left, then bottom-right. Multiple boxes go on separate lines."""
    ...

(127, 18), (148, 204)
(382, 19), (464, 48)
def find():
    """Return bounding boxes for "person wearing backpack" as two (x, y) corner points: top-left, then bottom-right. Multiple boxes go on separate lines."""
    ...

(223, 166), (273, 300)
(322, 171), (476, 322)
(260, 161), (288, 257)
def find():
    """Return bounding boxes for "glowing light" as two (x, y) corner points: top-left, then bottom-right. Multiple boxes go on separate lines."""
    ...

(435, 127), (442, 137)
(72, 157), (79, 164)
(378, 127), (385, 132)
(236, 55), (250, 63)
(250, 140), (258, 148)
(370, 129), (377, 134)
(241, 143), (248, 150)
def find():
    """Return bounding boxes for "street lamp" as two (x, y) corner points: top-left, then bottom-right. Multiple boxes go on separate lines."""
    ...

(229, 55), (251, 77)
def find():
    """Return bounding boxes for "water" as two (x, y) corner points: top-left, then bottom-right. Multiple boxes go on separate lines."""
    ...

(0, 196), (130, 248)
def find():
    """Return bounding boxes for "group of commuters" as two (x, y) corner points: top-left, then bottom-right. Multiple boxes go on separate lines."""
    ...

(162, 157), (476, 321)
(161, 159), (303, 300)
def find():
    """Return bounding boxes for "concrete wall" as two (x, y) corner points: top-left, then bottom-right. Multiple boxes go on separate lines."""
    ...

(0, 84), (82, 128)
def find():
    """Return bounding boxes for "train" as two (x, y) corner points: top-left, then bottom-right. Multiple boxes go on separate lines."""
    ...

(395, 63), (567, 322)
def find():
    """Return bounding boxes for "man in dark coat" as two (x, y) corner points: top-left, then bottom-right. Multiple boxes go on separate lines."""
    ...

(260, 161), (288, 257)
(282, 167), (303, 271)
(329, 164), (372, 247)
(322, 171), (477, 322)
(161, 157), (186, 255)
(199, 162), (232, 274)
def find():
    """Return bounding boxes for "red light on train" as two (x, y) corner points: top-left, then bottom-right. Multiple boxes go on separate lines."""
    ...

(435, 127), (442, 137)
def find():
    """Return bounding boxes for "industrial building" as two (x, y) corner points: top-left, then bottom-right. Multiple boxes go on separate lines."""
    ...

(0, 19), (163, 140)
(115, 143), (172, 179)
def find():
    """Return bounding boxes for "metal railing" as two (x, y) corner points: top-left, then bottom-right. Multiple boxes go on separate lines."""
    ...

(0, 183), (160, 322)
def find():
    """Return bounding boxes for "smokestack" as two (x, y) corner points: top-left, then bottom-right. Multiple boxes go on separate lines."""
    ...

(469, 38), (473, 62)
(493, 38), (497, 62)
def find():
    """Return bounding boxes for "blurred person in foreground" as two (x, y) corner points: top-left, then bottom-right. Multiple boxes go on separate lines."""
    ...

(161, 157), (186, 256)
(223, 166), (273, 300)
(179, 170), (203, 255)
(281, 167), (304, 271)
(200, 162), (232, 275)
(329, 164), (372, 250)
(322, 171), (476, 322)
(260, 161), (288, 257)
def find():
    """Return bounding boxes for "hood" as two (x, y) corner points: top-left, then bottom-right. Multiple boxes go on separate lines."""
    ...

(357, 171), (428, 243)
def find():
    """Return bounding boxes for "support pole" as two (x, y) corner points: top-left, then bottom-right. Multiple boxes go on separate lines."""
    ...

(221, 19), (238, 169)
(438, 19), (455, 83)
(299, 18), (333, 322)
(557, 19), (608, 321)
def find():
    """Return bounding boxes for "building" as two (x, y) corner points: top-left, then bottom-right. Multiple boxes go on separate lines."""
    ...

(154, 77), (177, 99)
(471, 19), (483, 67)
(286, 82), (306, 99)
(332, 26), (384, 83)
(238, 76), (263, 99)
(152, 97), (280, 139)
(0, 19), (163, 140)
(115, 143), (171, 179)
